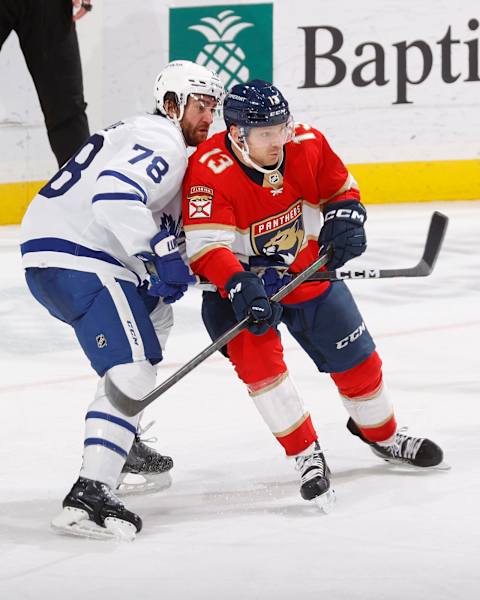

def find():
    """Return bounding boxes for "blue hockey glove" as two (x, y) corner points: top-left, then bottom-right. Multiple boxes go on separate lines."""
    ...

(139, 231), (196, 304)
(318, 200), (367, 269)
(225, 271), (283, 336)
(261, 267), (293, 297)
(246, 256), (292, 297)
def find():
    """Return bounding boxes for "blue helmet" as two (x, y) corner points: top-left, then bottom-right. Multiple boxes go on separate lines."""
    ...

(223, 80), (290, 130)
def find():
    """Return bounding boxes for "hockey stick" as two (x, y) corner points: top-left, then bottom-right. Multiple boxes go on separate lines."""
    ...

(105, 247), (333, 417)
(194, 211), (448, 292)
(306, 211), (448, 282)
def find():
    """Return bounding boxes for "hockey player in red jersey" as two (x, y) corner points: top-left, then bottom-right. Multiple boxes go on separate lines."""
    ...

(182, 80), (445, 510)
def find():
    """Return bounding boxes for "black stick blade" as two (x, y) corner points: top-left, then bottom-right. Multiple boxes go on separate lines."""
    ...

(421, 211), (449, 273)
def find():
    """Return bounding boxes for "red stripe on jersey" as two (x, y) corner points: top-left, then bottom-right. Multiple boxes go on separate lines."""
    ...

(330, 351), (383, 399)
(276, 414), (318, 456)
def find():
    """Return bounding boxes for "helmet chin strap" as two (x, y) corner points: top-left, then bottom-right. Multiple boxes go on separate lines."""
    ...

(228, 133), (283, 175)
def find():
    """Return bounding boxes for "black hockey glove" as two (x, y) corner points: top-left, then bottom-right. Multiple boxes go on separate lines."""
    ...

(318, 200), (367, 269)
(225, 271), (283, 336)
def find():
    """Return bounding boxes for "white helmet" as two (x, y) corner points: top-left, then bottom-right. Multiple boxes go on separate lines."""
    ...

(154, 60), (224, 122)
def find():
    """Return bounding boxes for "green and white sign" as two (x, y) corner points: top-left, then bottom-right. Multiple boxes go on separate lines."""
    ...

(169, 3), (273, 89)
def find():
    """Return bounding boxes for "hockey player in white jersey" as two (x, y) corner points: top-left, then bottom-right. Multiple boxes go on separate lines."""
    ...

(20, 60), (224, 540)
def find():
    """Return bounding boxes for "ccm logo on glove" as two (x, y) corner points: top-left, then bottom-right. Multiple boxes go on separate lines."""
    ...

(324, 207), (366, 223)
(319, 200), (367, 270)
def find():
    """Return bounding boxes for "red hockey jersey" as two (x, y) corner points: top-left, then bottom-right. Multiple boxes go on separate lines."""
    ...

(182, 124), (361, 304)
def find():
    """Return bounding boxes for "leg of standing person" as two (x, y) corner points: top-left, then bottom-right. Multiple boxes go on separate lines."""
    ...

(201, 291), (335, 509)
(17, 0), (89, 166)
(24, 267), (167, 538)
(282, 281), (444, 468)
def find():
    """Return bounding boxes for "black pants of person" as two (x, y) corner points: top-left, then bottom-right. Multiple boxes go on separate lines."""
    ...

(0, 0), (90, 166)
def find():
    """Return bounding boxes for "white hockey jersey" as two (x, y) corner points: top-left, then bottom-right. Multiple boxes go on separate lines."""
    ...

(20, 114), (188, 284)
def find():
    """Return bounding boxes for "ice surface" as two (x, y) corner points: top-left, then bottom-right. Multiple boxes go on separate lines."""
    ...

(0, 202), (479, 599)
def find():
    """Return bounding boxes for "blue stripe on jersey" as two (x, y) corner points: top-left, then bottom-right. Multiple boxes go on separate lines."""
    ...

(20, 237), (124, 267)
(85, 411), (137, 434)
(84, 437), (129, 459)
(97, 170), (147, 204)
(92, 192), (143, 204)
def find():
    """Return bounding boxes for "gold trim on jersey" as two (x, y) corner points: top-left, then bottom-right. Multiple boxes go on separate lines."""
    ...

(185, 222), (253, 236)
(189, 243), (232, 263)
(184, 223), (236, 232)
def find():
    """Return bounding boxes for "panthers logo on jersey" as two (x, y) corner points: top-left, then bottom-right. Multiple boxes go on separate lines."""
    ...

(251, 200), (305, 265)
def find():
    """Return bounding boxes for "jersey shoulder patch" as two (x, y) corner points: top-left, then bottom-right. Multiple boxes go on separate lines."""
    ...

(187, 185), (214, 219)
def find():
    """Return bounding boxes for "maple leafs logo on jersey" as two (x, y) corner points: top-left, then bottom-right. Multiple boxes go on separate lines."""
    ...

(159, 213), (185, 247)
(251, 200), (305, 265)
(188, 186), (214, 219)
(159, 213), (182, 238)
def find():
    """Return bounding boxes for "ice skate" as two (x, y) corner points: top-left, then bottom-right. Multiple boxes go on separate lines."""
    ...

(51, 477), (142, 541)
(116, 421), (174, 495)
(347, 418), (449, 469)
(295, 442), (336, 512)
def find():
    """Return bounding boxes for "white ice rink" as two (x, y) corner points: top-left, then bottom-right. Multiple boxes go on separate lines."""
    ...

(1, 202), (479, 600)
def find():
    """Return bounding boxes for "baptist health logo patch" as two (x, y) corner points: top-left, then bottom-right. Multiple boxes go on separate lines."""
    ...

(169, 4), (273, 89)
(188, 185), (214, 219)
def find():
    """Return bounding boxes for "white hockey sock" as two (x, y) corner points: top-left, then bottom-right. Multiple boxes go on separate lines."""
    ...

(80, 361), (156, 488)
(341, 384), (397, 445)
(248, 372), (316, 455)
(80, 379), (139, 488)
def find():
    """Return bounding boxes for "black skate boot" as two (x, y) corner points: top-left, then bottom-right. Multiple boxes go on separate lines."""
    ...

(347, 418), (445, 468)
(116, 422), (174, 495)
(295, 442), (336, 512)
(51, 477), (142, 540)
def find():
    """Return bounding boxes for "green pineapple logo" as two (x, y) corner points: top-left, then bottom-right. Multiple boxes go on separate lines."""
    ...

(190, 10), (254, 87)
(170, 4), (273, 89)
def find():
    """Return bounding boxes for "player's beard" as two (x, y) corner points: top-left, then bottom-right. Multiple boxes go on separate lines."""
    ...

(182, 122), (210, 147)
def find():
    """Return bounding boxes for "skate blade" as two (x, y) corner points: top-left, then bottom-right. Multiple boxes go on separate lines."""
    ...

(51, 507), (136, 541)
(379, 458), (452, 471)
(116, 471), (172, 496)
(312, 489), (336, 513)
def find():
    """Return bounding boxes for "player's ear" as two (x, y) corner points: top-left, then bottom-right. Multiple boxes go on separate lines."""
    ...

(230, 125), (240, 143)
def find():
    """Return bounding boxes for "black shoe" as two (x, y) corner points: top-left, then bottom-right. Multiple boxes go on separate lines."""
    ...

(117, 424), (174, 495)
(295, 442), (335, 510)
(51, 477), (142, 540)
(347, 418), (444, 467)
(122, 435), (174, 476)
